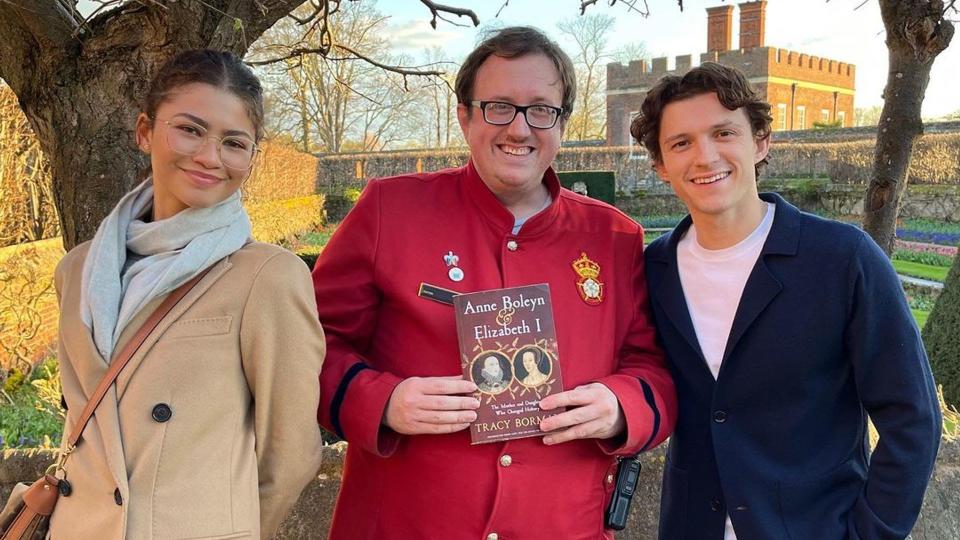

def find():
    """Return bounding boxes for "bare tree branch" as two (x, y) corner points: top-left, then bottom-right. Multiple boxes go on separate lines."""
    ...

(580, 0), (651, 17)
(419, 0), (479, 29)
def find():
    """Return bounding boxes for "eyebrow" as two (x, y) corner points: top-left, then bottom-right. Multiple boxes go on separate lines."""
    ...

(662, 120), (742, 144)
(484, 96), (561, 106)
(171, 113), (254, 139)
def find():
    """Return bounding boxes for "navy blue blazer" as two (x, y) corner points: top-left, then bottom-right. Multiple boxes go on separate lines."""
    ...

(644, 193), (941, 540)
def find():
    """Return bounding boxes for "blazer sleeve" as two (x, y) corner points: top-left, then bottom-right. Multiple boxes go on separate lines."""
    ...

(845, 234), (941, 539)
(596, 228), (678, 455)
(313, 181), (404, 457)
(239, 250), (326, 540)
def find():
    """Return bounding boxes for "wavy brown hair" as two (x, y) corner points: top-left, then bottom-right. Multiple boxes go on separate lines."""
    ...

(630, 62), (772, 178)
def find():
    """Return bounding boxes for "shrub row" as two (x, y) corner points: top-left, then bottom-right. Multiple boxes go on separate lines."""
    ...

(243, 141), (320, 203)
(248, 194), (326, 246)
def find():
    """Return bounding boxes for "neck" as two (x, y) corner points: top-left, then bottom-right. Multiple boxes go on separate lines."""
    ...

(491, 182), (551, 219)
(690, 197), (767, 250)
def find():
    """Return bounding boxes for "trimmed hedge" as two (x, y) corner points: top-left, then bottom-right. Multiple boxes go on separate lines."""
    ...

(247, 194), (326, 246)
(924, 255), (960, 407)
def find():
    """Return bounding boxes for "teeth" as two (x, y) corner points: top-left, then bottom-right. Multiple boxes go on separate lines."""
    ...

(691, 171), (729, 185)
(500, 145), (531, 156)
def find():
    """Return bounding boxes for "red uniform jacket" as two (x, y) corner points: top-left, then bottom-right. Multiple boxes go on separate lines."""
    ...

(313, 162), (676, 540)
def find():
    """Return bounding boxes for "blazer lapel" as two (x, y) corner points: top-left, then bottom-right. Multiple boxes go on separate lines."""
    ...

(650, 218), (712, 377)
(720, 193), (802, 369)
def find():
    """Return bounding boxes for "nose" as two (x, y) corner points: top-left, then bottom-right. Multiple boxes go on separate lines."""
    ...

(192, 137), (222, 168)
(505, 109), (532, 138)
(694, 138), (720, 166)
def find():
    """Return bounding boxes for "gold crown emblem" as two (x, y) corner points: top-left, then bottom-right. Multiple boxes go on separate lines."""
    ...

(572, 253), (601, 279)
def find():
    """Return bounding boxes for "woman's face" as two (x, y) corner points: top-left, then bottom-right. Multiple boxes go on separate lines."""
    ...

(136, 82), (257, 220)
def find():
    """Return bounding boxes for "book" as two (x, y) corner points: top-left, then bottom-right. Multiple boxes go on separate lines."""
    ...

(453, 283), (564, 444)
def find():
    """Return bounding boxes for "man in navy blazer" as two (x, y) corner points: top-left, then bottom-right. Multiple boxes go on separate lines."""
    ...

(631, 62), (941, 539)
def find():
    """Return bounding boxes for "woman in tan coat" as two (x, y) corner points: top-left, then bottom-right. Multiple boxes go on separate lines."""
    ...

(47, 50), (325, 540)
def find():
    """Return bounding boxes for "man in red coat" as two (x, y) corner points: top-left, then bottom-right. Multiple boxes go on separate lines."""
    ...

(313, 26), (676, 540)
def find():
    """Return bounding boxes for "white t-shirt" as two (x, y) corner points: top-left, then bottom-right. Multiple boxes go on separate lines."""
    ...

(676, 202), (776, 540)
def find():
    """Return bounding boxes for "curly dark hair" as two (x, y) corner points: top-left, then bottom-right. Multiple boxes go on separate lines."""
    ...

(630, 62), (772, 178)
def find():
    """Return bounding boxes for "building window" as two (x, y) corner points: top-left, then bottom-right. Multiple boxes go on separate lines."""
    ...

(777, 104), (787, 131)
(837, 111), (846, 127)
(821, 109), (830, 122)
(796, 106), (806, 130)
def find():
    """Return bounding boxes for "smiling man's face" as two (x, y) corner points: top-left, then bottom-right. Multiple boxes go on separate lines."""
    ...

(457, 53), (565, 200)
(653, 92), (769, 223)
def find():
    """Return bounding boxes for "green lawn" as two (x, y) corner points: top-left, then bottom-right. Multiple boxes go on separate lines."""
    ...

(912, 309), (930, 329)
(893, 260), (949, 282)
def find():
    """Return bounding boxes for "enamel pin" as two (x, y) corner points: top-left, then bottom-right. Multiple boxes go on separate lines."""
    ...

(572, 252), (603, 305)
(444, 250), (464, 282)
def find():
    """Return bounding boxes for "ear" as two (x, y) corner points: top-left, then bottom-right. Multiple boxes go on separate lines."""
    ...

(135, 113), (153, 152)
(557, 117), (567, 139)
(653, 160), (670, 184)
(754, 133), (771, 163)
(456, 103), (470, 139)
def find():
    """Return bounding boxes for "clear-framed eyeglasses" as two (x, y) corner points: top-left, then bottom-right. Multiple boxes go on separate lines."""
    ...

(469, 100), (564, 129)
(154, 116), (258, 171)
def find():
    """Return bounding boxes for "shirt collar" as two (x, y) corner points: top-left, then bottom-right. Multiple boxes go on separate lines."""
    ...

(462, 159), (561, 237)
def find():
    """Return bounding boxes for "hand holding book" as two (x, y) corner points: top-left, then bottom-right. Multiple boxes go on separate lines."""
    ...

(539, 382), (626, 445)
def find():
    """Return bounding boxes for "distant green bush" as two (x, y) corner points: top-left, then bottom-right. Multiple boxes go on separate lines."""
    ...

(0, 357), (63, 449)
(924, 257), (960, 407)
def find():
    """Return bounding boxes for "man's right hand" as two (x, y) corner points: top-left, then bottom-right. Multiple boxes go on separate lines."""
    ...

(383, 376), (480, 435)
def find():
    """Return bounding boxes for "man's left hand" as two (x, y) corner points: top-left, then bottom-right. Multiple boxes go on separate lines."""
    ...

(538, 383), (625, 445)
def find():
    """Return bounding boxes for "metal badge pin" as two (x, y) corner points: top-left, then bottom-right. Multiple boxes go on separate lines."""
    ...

(444, 251), (464, 282)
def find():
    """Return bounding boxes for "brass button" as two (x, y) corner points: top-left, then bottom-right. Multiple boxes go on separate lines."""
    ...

(487, 534), (499, 540)
(506, 240), (518, 251)
(606, 474), (614, 484)
(499, 454), (512, 467)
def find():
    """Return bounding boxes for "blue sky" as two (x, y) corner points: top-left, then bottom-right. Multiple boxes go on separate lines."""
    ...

(73, 0), (959, 117)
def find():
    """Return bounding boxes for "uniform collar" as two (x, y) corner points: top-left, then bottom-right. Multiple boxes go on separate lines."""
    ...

(462, 159), (561, 237)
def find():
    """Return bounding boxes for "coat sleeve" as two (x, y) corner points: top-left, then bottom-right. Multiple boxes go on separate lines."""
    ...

(313, 181), (404, 457)
(845, 234), (941, 539)
(596, 228), (677, 455)
(239, 250), (326, 540)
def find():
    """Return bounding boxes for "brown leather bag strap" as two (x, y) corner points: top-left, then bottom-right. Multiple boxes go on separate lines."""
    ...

(66, 267), (213, 449)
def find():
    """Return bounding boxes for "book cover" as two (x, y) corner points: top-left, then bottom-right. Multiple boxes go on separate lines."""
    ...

(453, 283), (564, 444)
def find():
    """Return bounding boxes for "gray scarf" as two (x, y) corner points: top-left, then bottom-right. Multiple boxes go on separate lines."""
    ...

(79, 178), (252, 361)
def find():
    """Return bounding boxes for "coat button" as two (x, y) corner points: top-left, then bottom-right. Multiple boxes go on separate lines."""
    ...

(606, 474), (615, 484)
(710, 498), (722, 512)
(152, 403), (172, 423)
(487, 534), (499, 540)
(114, 488), (123, 506)
(499, 455), (512, 467)
(713, 410), (727, 423)
(506, 240), (518, 251)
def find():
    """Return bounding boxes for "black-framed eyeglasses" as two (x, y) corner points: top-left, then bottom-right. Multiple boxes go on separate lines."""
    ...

(154, 117), (258, 171)
(469, 100), (564, 129)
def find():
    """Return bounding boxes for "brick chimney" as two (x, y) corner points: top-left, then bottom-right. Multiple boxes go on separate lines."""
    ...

(706, 5), (734, 52)
(739, 0), (767, 49)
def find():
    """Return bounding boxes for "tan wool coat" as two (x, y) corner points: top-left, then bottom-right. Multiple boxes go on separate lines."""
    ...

(48, 241), (325, 540)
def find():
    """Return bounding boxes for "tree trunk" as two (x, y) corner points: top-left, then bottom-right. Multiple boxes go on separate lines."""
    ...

(0, 1), (301, 250)
(862, 0), (954, 255)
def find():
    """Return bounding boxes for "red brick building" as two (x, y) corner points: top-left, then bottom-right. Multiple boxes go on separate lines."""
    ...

(606, 1), (856, 145)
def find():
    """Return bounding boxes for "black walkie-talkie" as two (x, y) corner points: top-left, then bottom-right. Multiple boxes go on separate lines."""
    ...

(605, 455), (642, 530)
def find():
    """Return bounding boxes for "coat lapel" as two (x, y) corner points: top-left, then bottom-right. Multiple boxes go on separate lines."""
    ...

(113, 257), (233, 398)
(58, 248), (233, 500)
(719, 193), (802, 370)
(650, 217), (712, 377)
